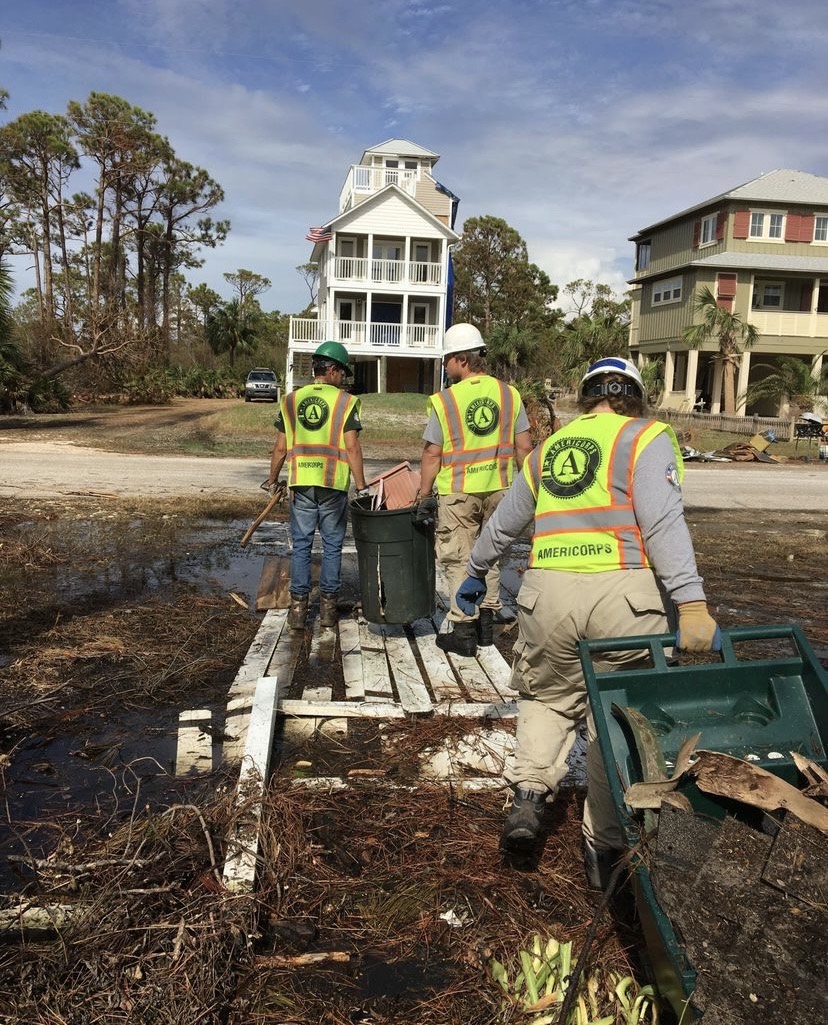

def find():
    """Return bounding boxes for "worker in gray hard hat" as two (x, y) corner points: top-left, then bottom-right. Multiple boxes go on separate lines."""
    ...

(415, 323), (533, 656)
(455, 355), (720, 888)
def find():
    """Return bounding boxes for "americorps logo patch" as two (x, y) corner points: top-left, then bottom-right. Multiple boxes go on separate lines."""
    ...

(297, 396), (330, 431)
(465, 397), (500, 436)
(540, 437), (601, 498)
(665, 462), (681, 489)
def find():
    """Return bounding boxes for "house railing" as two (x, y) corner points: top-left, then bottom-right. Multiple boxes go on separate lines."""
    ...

(338, 164), (419, 210)
(332, 256), (442, 285)
(748, 309), (828, 339)
(290, 317), (440, 351)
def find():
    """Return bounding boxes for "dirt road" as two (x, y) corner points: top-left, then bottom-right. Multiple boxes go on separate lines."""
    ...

(2, 438), (826, 509)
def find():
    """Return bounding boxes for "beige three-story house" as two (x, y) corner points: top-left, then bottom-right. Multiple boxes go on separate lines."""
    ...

(287, 140), (460, 394)
(628, 169), (828, 416)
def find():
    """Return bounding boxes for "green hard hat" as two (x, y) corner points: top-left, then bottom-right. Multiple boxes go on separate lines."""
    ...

(314, 340), (352, 375)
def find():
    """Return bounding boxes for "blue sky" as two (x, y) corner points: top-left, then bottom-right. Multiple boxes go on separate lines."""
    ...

(4, 0), (828, 314)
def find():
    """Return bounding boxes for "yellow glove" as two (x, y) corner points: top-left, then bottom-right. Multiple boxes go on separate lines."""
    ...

(677, 601), (720, 652)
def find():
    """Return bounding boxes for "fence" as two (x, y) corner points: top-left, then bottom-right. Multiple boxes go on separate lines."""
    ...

(657, 409), (795, 440)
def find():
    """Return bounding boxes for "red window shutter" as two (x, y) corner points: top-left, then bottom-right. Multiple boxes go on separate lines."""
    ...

(733, 210), (750, 239)
(717, 273), (737, 299)
(801, 214), (815, 242)
(692, 220), (700, 248)
(716, 211), (726, 241)
(717, 296), (734, 311)
(785, 213), (802, 242)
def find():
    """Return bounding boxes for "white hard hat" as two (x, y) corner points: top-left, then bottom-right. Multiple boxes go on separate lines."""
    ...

(443, 323), (485, 356)
(580, 356), (644, 398)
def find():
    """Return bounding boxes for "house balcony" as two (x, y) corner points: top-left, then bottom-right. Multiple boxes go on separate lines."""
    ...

(331, 256), (443, 287)
(748, 309), (828, 339)
(339, 165), (419, 211)
(290, 317), (441, 355)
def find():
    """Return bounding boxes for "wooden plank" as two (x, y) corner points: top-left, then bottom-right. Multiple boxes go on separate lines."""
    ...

(175, 709), (213, 776)
(278, 699), (406, 719)
(224, 618), (301, 763)
(433, 700), (518, 718)
(226, 609), (286, 698)
(339, 618), (364, 700)
(448, 650), (503, 703)
(358, 620), (394, 700)
(256, 555), (292, 611)
(475, 644), (514, 700)
(382, 625), (433, 713)
(305, 617), (335, 700)
(410, 617), (463, 701)
(222, 676), (281, 893)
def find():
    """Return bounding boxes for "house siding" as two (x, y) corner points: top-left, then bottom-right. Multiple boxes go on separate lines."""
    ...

(345, 192), (448, 238)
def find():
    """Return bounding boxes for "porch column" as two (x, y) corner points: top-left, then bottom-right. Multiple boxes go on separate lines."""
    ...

(402, 294), (410, 348)
(686, 348), (699, 400)
(811, 351), (824, 380)
(664, 349), (675, 396)
(710, 361), (723, 414)
(378, 355), (386, 394)
(736, 351), (751, 415)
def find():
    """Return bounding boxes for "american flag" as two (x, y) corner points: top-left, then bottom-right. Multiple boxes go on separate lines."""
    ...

(305, 225), (333, 243)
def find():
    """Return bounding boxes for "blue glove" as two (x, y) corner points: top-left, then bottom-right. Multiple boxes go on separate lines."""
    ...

(456, 575), (486, 617)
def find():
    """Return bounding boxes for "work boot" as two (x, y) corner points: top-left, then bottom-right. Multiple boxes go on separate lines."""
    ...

(584, 841), (625, 891)
(476, 608), (494, 646)
(501, 787), (549, 846)
(319, 592), (339, 628)
(436, 620), (477, 657)
(287, 595), (309, 630)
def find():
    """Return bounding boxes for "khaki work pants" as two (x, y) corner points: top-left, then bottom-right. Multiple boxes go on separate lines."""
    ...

(505, 567), (670, 849)
(435, 490), (505, 622)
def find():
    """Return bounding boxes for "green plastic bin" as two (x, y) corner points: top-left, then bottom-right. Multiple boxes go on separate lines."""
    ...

(579, 625), (828, 1021)
(349, 497), (436, 625)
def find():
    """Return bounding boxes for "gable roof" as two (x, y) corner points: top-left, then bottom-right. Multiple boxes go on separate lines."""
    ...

(360, 139), (439, 162)
(305, 183), (459, 257)
(630, 169), (828, 240)
(327, 183), (459, 238)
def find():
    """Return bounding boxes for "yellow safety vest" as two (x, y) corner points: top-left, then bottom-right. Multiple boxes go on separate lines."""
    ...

(281, 383), (360, 491)
(524, 412), (683, 572)
(429, 375), (520, 495)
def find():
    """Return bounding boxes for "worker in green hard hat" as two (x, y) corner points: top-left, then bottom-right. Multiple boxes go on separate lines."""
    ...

(267, 341), (367, 630)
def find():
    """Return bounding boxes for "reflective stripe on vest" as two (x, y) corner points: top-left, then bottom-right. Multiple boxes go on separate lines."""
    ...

(525, 414), (682, 572)
(430, 377), (518, 494)
(282, 384), (357, 490)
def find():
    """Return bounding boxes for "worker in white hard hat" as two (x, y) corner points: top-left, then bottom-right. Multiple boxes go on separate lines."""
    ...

(454, 355), (720, 888)
(415, 323), (533, 656)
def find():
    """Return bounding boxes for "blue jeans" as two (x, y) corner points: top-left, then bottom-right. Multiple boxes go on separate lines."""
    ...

(289, 486), (349, 598)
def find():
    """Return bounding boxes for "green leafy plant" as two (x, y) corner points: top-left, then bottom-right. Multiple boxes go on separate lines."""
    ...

(489, 933), (659, 1024)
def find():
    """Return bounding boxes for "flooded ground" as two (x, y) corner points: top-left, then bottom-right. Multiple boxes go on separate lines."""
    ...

(1, 494), (826, 1023)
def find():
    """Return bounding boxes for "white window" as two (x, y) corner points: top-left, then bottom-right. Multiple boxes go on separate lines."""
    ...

(813, 215), (828, 243)
(700, 213), (718, 246)
(749, 210), (785, 241)
(752, 282), (783, 309)
(652, 276), (682, 305)
(636, 240), (651, 272)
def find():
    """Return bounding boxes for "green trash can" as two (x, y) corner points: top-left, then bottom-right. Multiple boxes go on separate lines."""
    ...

(349, 497), (435, 624)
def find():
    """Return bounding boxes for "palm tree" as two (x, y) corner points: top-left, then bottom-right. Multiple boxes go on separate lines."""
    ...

(0, 260), (28, 411)
(745, 355), (827, 416)
(206, 298), (258, 368)
(683, 286), (758, 415)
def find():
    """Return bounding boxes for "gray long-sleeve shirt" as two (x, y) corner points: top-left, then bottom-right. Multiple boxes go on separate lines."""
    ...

(467, 431), (706, 604)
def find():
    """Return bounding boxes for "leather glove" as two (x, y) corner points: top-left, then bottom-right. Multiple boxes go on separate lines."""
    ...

(354, 486), (372, 499)
(676, 601), (721, 652)
(456, 575), (487, 617)
(412, 495), (438, 526)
